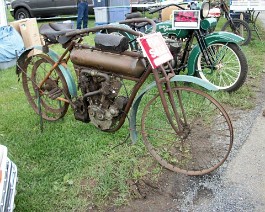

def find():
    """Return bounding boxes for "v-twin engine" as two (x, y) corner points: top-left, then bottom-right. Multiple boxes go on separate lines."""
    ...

(73, 68), (128, 130)
(70, 45), (148, 130)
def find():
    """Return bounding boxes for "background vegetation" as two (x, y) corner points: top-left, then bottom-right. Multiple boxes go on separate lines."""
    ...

(0, 7), (265, 211)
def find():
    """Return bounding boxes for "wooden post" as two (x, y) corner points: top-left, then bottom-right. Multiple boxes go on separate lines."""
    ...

(240, 12), (244, 36)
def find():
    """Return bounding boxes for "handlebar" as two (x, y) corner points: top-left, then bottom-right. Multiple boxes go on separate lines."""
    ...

(119, 18), (156, 33)
(149, 3), (188, 14)
(65, 18), (157, 38)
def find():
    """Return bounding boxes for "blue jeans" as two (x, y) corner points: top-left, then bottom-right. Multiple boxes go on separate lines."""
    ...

(77, 2), (88, 29)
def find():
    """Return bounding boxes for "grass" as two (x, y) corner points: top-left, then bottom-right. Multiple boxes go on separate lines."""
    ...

(1, 8), (265, 211)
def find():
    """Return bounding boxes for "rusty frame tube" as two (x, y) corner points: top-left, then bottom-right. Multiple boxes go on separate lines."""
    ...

(38, 41), (76, 89)
(56, 97), (70, 103)
(36, 40), (79, 104)
(104, 66), (152, 132)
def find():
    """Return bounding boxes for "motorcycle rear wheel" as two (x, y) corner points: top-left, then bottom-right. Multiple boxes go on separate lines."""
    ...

(221, 18), (252, 46)
(141, 86), (233, 176)
(196, 42), (248, 92)
(22, 54), (70, 121)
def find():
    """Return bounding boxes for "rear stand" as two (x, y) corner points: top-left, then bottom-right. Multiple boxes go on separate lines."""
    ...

(36, 91), (44, 133)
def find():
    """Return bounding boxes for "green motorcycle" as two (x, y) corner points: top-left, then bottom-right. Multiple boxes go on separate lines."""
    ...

(104, 1), (248, 92)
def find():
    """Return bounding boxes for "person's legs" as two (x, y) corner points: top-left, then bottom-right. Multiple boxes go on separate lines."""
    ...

(83, 2), (89, 28)
(77, 2), (86, 29)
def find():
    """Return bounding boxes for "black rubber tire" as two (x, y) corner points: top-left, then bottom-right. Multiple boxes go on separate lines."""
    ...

(196, 42), (248, 92)
(14, 8), (31, 20)
(141, 86), (233, 176)
(221, 18), (252, 46)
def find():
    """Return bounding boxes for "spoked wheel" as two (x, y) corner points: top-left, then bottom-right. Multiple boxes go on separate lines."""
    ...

(141, 86), (233, 176)
(21, 54), (70, 121)
(221, 18), (252, 46)
(197, 43), (248, 92)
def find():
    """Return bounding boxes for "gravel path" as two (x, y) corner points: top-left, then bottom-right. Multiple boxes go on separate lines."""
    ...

(174, 82), (265, 212)
(174, 12), (265, 212)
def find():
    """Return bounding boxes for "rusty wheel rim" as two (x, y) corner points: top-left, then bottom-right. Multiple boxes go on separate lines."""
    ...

(141, 86), (233, 176)
(21, 54), (70, 121)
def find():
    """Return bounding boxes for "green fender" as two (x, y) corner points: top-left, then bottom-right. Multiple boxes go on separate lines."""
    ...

(18, 46), (77, 97)
(129, 75), (218, 143)
(187, 31), (244, 76)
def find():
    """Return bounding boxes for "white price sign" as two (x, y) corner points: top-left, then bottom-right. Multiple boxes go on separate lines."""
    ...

(137, 32), (173, 69)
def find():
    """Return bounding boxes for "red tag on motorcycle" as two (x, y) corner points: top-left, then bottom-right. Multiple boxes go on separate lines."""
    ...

(137, 32), (173, 69)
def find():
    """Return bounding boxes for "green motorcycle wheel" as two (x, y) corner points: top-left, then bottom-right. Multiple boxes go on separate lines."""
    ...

(196, 42), (248, 92)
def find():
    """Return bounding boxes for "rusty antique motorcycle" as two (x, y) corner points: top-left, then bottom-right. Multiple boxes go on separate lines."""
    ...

(16, 18), (233, 176)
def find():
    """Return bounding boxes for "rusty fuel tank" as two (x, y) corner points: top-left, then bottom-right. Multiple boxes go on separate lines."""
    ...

(70, 48), (146, 78)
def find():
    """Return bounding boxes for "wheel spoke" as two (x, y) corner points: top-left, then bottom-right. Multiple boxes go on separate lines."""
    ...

(21, 54), (70, 121)
(197, 43), (246, 91)
(141, 86), (233, 175)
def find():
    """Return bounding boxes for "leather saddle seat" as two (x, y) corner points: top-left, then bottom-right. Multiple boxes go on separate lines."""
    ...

(39, 22), (75, 44)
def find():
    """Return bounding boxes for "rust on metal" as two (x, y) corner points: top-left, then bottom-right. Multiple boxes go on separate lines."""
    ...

(70, 48), (146, 78)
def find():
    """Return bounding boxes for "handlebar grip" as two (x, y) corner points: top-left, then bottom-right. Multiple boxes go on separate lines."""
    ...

(149, 3), (188, 14)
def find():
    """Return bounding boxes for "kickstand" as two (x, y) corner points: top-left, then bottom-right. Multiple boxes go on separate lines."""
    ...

(59, 100), (64, 121)
(36, 90), (44, 133)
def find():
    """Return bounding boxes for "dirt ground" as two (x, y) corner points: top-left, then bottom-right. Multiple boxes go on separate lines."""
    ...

(110, 171), (198, 212)
(102, 78), (265, 212)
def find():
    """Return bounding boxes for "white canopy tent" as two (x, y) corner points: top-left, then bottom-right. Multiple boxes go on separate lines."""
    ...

(230, 0), (265, 11)
(0, 0), (8, 27)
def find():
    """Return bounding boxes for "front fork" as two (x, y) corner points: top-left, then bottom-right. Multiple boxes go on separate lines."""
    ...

(152, 63), (187, 134)
(177, 32), (216, 74)
(195, 30), (216, 69)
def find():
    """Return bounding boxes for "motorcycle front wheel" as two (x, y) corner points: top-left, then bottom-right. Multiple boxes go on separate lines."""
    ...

(221, 18), (252, 46)
(141, 86), (233, 176)
(196, 42), (248, 92)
